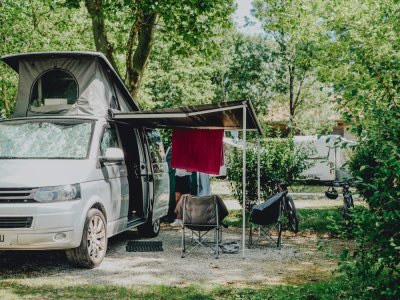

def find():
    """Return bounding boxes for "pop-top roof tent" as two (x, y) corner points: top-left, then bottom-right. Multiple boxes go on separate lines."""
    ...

(1, 51), (262, 257)
(1, 52), (139, 117)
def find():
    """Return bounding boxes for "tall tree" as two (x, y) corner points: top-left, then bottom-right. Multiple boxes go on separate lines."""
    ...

(212, 32), (282, 115)
(253, 0), (329, 133)
(140, 38), (217, 110)
(67, 0), (235, 100)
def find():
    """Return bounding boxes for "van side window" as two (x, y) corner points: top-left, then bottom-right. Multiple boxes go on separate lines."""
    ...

(100, 126), (120, 156)
(145, 130), (165, 164)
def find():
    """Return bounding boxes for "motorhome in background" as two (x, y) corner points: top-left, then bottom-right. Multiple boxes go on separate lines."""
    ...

(294, 135), (355, 183)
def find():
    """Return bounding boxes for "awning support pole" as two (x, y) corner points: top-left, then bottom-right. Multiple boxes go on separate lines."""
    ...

(257, 137), (261, 204)
(242, 102), (247, 258)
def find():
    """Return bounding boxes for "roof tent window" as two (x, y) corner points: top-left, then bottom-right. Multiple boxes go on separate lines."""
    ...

(30, 69), (78, 107)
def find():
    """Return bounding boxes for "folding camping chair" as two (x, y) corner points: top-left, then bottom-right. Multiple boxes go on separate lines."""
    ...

(180, 195), (227, 259)
(248, 192), (285, 249)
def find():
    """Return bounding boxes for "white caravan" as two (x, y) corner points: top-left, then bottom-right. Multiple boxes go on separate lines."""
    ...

(294, 135), (355, 182)
(0, 52), (169, 268)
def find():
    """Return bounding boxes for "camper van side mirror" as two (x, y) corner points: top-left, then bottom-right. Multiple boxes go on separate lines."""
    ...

(99, 148), (124, 163)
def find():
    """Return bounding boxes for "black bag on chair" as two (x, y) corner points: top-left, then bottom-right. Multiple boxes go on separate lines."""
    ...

(251, 192), (285, 225)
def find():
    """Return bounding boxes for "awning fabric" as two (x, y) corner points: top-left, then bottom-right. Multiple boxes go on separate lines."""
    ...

(112, 100), (262, 134)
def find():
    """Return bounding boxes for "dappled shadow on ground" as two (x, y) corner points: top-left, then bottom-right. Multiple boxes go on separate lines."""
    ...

(0, 226), (343, 289)
(0, 230), (139, 278)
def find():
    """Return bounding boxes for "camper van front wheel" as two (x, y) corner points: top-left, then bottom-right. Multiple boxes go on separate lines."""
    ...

(66, 208), (108, 268)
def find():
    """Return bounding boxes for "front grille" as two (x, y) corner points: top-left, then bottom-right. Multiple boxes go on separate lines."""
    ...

(0, 188), (37, 203)
(0, 217), (33, 228)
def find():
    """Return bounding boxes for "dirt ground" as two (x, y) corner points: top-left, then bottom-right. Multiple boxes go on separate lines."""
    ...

(0, 224), (347, 289)
(1, 182), (353, 290)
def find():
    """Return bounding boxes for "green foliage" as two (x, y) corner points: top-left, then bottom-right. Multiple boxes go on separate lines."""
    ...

(140, 39), (217, 110)
(140, 30), (280, 118)
(298, 208), (343, 236)
(226, 138), (311, 206)
(211, 32), (282, 115)
(313, 1), (400, 297)
(225, 207), (344, 236)
(253, 0), (335, 135)
(0, 276), (377, 299)
(344, 107), (400, 298)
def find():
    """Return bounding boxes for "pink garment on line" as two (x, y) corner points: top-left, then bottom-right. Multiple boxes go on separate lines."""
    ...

(171, 128), (224, 175)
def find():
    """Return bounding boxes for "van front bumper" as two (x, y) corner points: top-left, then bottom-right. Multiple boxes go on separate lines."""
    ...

(0, 201), (83, 250)
(0, 230), (77, 249)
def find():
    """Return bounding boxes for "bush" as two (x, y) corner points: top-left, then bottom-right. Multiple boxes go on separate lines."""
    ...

(226, 137), (311, 207)
(344, 105), (400, 298)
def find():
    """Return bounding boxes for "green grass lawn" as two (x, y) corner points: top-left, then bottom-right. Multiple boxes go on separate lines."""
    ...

(0, 276), (366, 299)
(224, 207), (343, 236)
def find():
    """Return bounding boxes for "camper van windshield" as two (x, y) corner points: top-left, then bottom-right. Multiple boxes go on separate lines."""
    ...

(0, 120), (94, 159)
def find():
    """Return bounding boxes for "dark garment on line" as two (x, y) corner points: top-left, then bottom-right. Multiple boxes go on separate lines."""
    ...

(175, 175), (191, 194)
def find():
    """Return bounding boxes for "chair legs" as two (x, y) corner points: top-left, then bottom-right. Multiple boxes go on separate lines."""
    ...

(248, 221), (282, 249)
(181, 226), (220, 259)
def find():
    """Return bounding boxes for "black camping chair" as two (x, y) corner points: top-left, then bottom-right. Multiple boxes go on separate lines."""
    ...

(180, 195), (228, 259)
(248, 192), (285, 249)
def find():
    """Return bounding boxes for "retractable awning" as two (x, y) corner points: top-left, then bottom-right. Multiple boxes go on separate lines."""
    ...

(113, 100), (262, 258)
(111, 100), (262, 134)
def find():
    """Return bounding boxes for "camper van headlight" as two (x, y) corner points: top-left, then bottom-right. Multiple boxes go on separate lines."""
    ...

(34, 184), (81, 202)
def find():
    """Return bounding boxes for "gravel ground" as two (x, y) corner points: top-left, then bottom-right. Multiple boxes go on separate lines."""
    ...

(0, 225), (341, 289)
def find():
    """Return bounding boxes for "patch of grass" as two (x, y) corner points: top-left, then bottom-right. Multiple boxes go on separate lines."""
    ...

(0, 276), (369, 299)
(298, 207), (343, 236)
(289, 184), (328, 193)
(224, 208), (343, 236)
(223, 210), (251, 227)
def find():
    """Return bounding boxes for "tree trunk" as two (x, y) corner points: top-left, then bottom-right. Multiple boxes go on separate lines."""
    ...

(0, 80), (9, 116)
(288, 65), (295, 134)
(85, 0), (119, 74)
(85, 1), (157, 101)
(126, 12), (157, 100)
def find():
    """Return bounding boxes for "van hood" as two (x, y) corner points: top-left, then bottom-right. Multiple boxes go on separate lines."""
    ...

(0, 159), (101, 188)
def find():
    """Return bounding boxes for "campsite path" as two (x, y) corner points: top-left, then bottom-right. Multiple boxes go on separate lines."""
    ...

(0, 226), (347, 289)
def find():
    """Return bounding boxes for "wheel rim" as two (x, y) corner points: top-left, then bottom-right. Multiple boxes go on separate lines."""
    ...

(286, 200), (299, 232)
(87, 215), (106, 260)
(153, 219), (160, 233)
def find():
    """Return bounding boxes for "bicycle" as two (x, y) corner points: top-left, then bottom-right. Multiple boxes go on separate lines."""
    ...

(274, 182), (300, 233)
(325, 179), (354, 221)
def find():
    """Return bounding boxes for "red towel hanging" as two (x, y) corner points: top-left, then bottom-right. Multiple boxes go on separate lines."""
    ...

(171, 128), (224, 175)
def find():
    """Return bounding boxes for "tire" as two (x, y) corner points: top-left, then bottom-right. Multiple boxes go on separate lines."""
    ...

(285, 196), (300, 233)
(348, 195), (354, 208)
(66, 208), (107, 269)
(343, 196), (352, 221)
(138, 218), (160, 238)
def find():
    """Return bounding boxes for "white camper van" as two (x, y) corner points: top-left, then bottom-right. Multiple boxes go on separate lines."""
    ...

(0, 52), (169, 268)
(294, 135), (355, 182)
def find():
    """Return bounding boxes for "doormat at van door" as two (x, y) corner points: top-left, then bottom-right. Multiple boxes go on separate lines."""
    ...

(126, 240), (163, 252)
